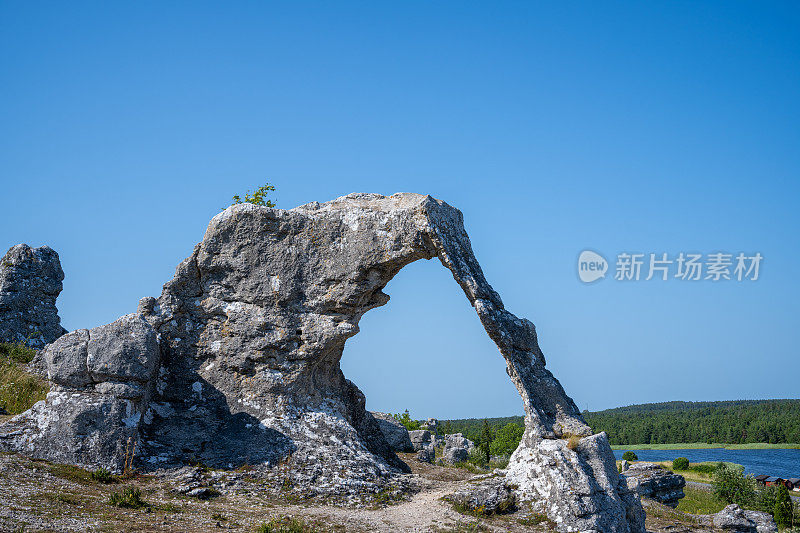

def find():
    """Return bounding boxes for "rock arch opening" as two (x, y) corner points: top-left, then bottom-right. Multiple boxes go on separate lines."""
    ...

(340, 257), (521, 421)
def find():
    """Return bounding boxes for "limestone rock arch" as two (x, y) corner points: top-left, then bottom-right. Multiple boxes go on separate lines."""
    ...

(0, 193), (643, 532)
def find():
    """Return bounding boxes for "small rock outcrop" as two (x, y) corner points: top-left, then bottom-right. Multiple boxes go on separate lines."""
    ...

(712, 504), (777, 533)
(371, 412), (413, 452)
(416, 446), (434, 464)
(446, 477), (516, 515)
(409, 429), (431, 451)
(0, 193), (645, 531)
(622, 462), (686, 508)
(441, 433), (475, 464)
(420, 418), (439, 434)
(1, 314), (159, 470)
(0, 244), (66, 348)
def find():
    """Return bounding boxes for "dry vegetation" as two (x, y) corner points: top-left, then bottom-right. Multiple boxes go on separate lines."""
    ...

(0, 342), (48, 416)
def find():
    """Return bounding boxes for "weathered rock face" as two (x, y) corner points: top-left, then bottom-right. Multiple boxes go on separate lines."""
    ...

(1, 314), (159, 471)
(622, 462), (685, 508)
(0, 244), (66, 348)
(0, 193), (644, 530)
(443, 446), (469, 464)
(712, 504), (777, 533)
(409, 429), (432, 451)
(371, 412), (413, 452)
(441, 433), (475, 465)
(445, 433), (475, 452)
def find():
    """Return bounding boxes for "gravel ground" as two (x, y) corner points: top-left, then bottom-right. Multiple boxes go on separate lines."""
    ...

(0, 452), (750, 532)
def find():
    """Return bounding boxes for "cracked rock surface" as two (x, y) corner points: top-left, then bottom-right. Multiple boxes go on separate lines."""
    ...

(0, 193), (644, 531)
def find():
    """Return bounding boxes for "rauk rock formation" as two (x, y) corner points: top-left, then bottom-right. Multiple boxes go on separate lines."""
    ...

(0, 244), (66, 348)
(0, 193), (644, 532)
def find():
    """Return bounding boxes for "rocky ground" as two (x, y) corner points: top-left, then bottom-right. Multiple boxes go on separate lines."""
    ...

(0, 451), (747, 532)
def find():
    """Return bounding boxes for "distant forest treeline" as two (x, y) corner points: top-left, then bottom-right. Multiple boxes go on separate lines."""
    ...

(441, 399), (800, 445)
(584, 399), (800, 445)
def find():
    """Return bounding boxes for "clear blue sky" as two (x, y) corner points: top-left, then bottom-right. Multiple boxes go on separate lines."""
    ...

(2, 2), (798, 418)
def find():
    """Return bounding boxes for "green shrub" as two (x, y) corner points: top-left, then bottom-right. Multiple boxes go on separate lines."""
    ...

(712, 463), (755, 506)
(231, 184), (276, 208)
(478, 420), (493, 465)
(773, 485), (793, 527)
(672, 457), (690, 470)
(621, 451), (638, 461)
(392, 410), (421, 431)
(0, 342), (37, 364)
(490, 423), (524, 456)
(465, 448), (488, 468)
(91, 468), (116, 484)
(689, 463), (719, 475)
(751, 484), (783, 514)
(108, 487), (148, 509)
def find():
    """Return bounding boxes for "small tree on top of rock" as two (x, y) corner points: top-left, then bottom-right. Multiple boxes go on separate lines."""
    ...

(231, 184), (276, 208)
(621, 451), (638, 462)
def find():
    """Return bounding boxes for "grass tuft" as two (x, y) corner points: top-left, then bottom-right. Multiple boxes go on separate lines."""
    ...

(518, 512), (557, 528)
(0, 342), (48, 415)
(108, 487), (148, 509)
(91, 467), (117, 483)
(256, 515), (319, 532)
(48, 463), (95, 484)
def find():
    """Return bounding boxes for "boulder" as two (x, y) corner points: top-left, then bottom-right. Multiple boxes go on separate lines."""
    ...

(622, 462), (686, 508)
(371, 412), (413, 452)
(1, 314), (160, 471)
(712, 504), (777, 533)
(409, 429), (432, 451)
(420, 418), (439, 434)
(0, 193), (645, 530)
(416, 446), (434, 464)
(441, 433), (475, 464)
(445, 432), (475, 451)
(443, 446), (469, 464)
(0, 244), (66, 348)
(446, 477), (516, 515)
